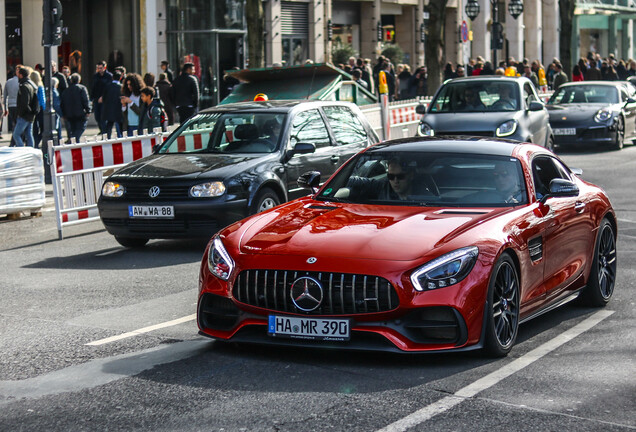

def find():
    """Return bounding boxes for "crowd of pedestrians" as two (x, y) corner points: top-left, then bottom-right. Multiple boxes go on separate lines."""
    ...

(3, 59), (197, 147)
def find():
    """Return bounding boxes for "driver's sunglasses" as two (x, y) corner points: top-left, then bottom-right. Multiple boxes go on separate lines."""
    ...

(387, 173), (407, 181)
(493, 170), (510, 178)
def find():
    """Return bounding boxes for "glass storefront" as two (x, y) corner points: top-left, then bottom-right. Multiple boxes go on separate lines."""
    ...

(5, 0), (22, 72)
(166, 0), (246, 107)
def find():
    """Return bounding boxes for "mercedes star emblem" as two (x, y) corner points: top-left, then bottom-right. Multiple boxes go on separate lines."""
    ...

(290, 276), (323, 312)
(148, 186), (160, 198)
(307, 257), (317, 264)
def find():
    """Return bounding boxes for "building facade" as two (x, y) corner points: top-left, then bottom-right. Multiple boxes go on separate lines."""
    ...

(3, 0), (635, 112)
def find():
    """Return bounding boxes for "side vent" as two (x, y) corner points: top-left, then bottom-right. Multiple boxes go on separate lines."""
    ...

(528, 236), (543, 262)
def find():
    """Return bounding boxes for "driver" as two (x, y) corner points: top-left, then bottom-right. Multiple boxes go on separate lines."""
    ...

(492, 84), (516, 110)
(492, 162), (524, 203)
(460, 87), (485, 111)
(261, 116), (283, 149)
(347, 158), (432, 201)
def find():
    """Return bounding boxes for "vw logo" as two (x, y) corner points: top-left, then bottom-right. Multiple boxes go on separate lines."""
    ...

(148, 186), (160, 198)
(290, 276), (323, 312)
(307, 257), (317, 264)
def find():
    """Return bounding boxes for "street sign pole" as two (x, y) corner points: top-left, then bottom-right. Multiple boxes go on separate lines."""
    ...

(42, 0), (62, 184)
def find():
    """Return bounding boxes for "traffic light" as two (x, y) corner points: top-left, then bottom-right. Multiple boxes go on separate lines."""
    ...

(327, 19), (333, 41)
(42, 0), (63, 47)
(492, 22), (504, 50)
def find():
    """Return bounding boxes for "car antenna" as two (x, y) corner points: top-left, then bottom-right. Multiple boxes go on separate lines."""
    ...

(306, 64), (317, 100)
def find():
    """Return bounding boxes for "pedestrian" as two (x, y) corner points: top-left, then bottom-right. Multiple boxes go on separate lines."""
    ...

(351, 69), (368, 89)
(160, 60), (174, 83)
(143, 72), (155, 88)
(69, 50), (82, 74)
(481, 61), (495, 75)
(50, 76), (63, 142)
(552, 62), (569, 91)
(51, 61), (68, 95)
(12, 66), (38, 147)
(155, 72), (175, 125)
(0, 79), (4, 140)
(29, 70), (46, 148)
(115, 66), (126, 82)
(455, 65), (466, 78)
(585, 60), (602, 80)
(172, 62), (199, 124)
(397, 64), (412, 100)
(90, 60), (113, 134)
(444, 62), (455, 80)
(101, 70), (124, 139)
(121, 73), (144, 135)
(138, 87), (166, 135)
(408, 66), (428, 97)
(60, 73), (91, 142)
(4, 66), (20, 146)
(355, 58), (373, 92)
(382, 61), (396, 101)
(628, 59), (636, 77)
(60, 65), (73, 140)
(572, 65), (584, 82)
(523, 64), (539, 88)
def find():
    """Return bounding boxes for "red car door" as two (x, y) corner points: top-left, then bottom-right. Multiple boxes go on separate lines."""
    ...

(531, 156), (596, 301)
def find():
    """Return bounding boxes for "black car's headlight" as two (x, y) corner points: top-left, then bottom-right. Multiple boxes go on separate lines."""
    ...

(410, 246), (479, 291)
(207, 236), (235, 281)
(102, 181), (125, 198)
(496, 120), (518, 137)
(190, 181), (226, 198)
(594, 108), (612, 122)
(418, 122), (435, 137)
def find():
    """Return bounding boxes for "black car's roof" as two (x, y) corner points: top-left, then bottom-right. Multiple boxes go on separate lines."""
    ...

(368, 136), (520, 157)
(198, 100), (351, 114)
(556, 81), (624, 88)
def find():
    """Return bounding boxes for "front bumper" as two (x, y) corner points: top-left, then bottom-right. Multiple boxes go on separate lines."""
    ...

(98, 197), (248, 239)
(551, 121), (617, 147)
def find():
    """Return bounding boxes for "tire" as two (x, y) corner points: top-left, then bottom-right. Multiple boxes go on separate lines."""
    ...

(115, 236), (149, 248)
(250, 188), (280, 214)
(545, 136), (555, 152)
(578, 219), (617, 306)
(483, 253), (520, 357)
(613, 117), (624, 150)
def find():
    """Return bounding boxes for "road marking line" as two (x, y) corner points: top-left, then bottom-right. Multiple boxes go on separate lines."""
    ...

(86, 314), (197, 346)
(376, 310), (614, 432)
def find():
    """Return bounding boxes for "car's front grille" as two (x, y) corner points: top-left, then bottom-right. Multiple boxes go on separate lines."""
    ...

(123, 185), (191, 200)
(232, 270), (399, 315)
(101, 217), (218, 235)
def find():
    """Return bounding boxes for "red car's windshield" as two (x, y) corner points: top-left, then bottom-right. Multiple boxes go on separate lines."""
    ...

(318, 151), (527, 207)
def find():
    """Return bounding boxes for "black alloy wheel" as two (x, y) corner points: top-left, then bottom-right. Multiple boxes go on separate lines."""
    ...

(578, 219), (617, 306)
(484, 254), (520, 357)
(613, 117), (624, 150)
(115, 236), (149, 248)
(546, 136), (555, 152)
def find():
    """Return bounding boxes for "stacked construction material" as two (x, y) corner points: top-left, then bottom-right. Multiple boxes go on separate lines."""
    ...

(0, 147), (45, 216)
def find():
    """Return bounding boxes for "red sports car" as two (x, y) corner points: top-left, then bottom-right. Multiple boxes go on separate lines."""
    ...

(197, 138), (617, 356)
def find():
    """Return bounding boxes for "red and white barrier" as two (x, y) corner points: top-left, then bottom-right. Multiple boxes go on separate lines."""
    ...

(48, 130), (170, 239)
(360, 97), (430, 140)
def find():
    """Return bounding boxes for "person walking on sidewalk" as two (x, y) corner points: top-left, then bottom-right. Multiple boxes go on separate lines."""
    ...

(61, 73), (92, 141)
(172, 62), (199, 124)
(12, 67), (38, 147)
(101, 70), (123, 139)
(30, 70), (46, 149)
(90, 60), (112, 134)
(4, 67), (20, 146)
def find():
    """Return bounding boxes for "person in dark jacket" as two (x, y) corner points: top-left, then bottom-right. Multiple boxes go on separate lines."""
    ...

(51, 61), (68, 95)
(155, 72), (175, 125)
(90, 60), (113, 134)
(138, 87), (165, 134)
(102, 71), (124, 139)
(160, 60), (174, 83)
(12, 67), (37, 147)
(172, 62), (199, 123)
(61, 73), (92, 141)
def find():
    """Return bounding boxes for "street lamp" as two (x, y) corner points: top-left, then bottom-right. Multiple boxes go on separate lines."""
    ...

(465, 0), (480, 21)
(508, 0), (524, 19)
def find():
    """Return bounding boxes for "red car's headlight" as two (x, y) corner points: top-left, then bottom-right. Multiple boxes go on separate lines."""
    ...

(410, 246), (479, 291)
(207, 236), (235, 281)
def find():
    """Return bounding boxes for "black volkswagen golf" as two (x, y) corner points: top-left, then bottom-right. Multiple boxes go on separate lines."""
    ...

(97, 100), (379, 247)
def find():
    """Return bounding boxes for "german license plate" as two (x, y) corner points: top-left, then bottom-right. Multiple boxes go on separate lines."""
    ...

(553, 128), (576, 135)
(268, 315), (350, 341)
(128, 205), (174, 218)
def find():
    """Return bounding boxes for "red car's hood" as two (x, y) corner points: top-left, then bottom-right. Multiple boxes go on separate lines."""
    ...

(238, 200), (497, 261)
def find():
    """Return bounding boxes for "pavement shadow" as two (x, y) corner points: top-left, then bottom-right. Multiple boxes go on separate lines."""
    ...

(22, 238), (209, 270)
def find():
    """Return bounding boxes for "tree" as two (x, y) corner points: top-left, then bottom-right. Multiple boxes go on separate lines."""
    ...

(246, 0), (264, 68)
(425, 0), (449, 96)
(559, 0), (575, 78)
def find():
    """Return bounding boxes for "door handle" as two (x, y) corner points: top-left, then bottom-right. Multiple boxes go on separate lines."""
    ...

(575, 201), (585, 213)
(330, 155), (340, 163)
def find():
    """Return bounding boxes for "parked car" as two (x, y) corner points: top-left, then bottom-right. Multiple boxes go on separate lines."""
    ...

(416, 76), (554, 149)
(546, 81), (636, 150)
(197, 137), (616, 356)
(97, 100), (379, 247)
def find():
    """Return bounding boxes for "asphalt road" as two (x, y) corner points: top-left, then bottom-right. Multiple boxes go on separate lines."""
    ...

(1, 145), (635, 431)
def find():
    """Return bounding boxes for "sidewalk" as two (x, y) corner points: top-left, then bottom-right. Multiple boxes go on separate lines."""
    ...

(0, 114), (101, 148)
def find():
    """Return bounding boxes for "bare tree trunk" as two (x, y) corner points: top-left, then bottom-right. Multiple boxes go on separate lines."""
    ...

(425, 0), (448, 96)
(559, 0), (575, 77)
(246, 0), (264, 68)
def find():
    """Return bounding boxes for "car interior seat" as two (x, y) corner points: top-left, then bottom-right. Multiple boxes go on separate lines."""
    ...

(571, 89), (587, 103)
